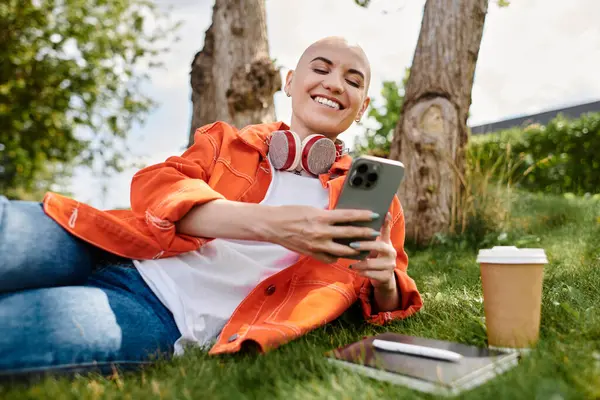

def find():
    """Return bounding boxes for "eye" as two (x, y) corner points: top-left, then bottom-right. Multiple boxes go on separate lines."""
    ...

(346, 80), (361, 88)
(312, 68), (328, 75)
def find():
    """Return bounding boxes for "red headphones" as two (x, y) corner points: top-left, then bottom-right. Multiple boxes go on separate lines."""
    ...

(268, 130), (344, 176)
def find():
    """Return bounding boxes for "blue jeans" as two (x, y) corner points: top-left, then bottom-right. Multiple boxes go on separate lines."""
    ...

(0, 197), (181, 379)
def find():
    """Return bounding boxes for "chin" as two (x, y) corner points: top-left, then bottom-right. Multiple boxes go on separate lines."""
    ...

(305, 119), (351, 137)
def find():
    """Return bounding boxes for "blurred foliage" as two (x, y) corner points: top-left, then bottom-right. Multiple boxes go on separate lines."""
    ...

(354, 68), (409, 157)
(469, 113), (600, 195)
(355, 75), (600, 196)
(0, 0), (179, 200)
(356, 73), (600, 246)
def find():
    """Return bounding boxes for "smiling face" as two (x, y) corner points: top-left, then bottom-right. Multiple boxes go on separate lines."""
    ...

(284, 37), (371, 140)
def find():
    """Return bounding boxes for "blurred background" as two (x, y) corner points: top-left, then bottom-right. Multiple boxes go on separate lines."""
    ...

(2, 0), (599, 214)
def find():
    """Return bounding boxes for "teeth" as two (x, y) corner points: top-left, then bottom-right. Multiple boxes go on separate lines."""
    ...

(314, 96), (341, 110)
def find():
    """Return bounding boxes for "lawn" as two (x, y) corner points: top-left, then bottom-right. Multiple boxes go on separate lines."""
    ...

(2, 192), (600, 399)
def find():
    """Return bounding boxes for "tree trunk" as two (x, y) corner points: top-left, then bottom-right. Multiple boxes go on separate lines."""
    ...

(188, 0), (281, 146)
(389, 0), (489, 245)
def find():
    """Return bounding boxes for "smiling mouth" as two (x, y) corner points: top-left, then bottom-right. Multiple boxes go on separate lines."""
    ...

(311, 96), (344, 110)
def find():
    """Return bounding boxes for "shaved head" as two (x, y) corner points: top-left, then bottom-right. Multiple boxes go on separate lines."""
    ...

(296, 36), (371, 90)
(284, 36), (372, 139)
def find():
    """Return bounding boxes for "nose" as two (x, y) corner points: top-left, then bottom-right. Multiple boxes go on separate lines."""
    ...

(322, 72), (344, 94)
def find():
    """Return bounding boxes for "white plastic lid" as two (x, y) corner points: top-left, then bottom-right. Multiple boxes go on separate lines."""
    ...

(476, 246), (548, 264)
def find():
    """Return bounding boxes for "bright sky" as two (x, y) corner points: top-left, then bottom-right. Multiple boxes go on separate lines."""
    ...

(68, 0), (600, 209)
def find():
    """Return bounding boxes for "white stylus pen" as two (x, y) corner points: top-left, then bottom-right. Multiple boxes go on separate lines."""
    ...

(372, 339), (463, 362)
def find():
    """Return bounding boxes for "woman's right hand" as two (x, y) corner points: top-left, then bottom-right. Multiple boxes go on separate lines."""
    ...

(177, 200), (381, 264)
(259, 205), (382, 264)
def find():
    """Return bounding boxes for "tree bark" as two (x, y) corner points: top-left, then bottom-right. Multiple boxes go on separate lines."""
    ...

(389, 0), (489, 245)
(188, 0), (281, 146)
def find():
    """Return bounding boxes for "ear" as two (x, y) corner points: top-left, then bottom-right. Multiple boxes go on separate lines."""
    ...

(284, 70), (294, 96)
(356, 96), (370, 121)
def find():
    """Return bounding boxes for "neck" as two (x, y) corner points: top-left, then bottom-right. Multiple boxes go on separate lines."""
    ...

(289, 115), (338, 142)
(289, 119), (314, 142)
(288, 116), (346, 159)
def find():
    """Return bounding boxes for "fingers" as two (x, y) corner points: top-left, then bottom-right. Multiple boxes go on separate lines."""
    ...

(320, 241), (362, 258)
(381, 212), (393, 242)
(322, 209), (381, 224)
(327, 225), (381, 239)
(277, 207), (395, 265)
(299, 237), (363, 260)
(354, 269), (394, 283)
(347, 239), (396, 258)
(350, 257), (392, 272)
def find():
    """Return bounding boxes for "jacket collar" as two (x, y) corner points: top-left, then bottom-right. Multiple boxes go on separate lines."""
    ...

(237, 121), (353, 174)
(237, 121), (289, 157)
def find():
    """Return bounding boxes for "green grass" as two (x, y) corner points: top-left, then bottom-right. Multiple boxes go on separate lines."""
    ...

(2, 192), (600, 399)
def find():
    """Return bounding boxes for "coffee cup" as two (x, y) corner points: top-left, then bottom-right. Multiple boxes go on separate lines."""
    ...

(477, 246), (548, 349)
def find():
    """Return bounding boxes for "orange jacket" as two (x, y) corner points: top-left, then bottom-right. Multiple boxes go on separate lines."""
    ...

(42, 121), (423, 355)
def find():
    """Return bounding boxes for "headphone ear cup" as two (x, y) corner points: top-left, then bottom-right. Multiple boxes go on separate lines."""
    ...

(268, 130), (301, 171)
(301, 134), (337, 176)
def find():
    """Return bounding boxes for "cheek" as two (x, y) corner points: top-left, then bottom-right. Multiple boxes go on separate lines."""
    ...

(346, 97), (362, 116)
(294, 75), (316, 92)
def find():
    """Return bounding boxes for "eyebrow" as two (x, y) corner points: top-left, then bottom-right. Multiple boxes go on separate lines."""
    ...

(310, 56), (365, 80)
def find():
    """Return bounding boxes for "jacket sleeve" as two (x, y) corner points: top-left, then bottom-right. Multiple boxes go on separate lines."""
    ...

(129, 122), (227, 252)
(357, 196), (423, 324)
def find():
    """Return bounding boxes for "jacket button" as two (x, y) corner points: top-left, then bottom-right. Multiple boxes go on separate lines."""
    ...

(228, 333), (239, 342)
(265, 285), (276, 296)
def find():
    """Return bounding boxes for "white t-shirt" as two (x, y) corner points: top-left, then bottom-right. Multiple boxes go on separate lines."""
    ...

(133, 169), (329, 354)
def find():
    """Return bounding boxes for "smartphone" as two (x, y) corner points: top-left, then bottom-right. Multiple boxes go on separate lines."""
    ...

(333, 155), (405, 260)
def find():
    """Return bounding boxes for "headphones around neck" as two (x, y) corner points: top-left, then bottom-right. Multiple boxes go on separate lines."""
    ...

(268, 130), (345, 176)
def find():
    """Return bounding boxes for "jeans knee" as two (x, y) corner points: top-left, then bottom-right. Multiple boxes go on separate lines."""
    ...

(0, 288), (123, 373)
(0, 286), (169, 376)
(0, 198), (94, 292)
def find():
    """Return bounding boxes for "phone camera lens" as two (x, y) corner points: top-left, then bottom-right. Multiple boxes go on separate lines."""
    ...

(351, 176), (363, 187)
(367, 172), (378, 182)
(357, 164), (368, 174)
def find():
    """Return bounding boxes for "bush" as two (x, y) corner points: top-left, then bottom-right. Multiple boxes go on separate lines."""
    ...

(433, 140), (517, 249)
(469, 112), (600, 195)
(356, 94), (600, 246)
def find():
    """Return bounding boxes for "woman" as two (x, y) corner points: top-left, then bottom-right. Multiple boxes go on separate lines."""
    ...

(0, 37), (422, 378)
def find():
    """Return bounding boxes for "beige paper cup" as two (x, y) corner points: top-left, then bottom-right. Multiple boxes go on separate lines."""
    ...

(477, 246), (548, 349)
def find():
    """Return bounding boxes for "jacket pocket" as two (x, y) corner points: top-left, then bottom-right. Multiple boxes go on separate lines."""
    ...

(264, 265), (357, 333)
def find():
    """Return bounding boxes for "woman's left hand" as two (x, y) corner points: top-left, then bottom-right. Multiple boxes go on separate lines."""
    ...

(348, 212), (397, 289)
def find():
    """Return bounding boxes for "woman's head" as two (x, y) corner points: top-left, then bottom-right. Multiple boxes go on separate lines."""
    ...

(285, 37), (371, 140)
